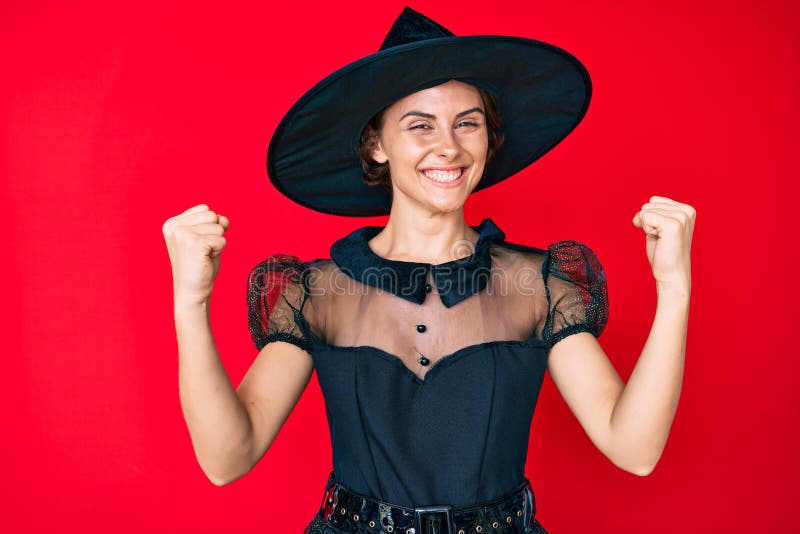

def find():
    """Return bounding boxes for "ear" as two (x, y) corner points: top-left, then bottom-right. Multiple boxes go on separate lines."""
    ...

(371, 135), (389, 164)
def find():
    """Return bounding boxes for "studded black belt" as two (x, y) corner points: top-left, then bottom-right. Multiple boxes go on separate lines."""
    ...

(313, 472), (542, 534)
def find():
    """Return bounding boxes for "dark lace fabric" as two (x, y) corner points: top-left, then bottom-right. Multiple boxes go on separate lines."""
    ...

(246, 217), (608, 513)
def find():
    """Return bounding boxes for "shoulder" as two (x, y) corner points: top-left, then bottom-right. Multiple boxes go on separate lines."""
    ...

(248, 253), (304, 275)
(489, 238), (606, 291)
(542, 240), (606, 283)
(489, 239), (547, 269)
(247, 254), (335, 286)
(490, 238), (602, 262)
(490, 239), (582, 278)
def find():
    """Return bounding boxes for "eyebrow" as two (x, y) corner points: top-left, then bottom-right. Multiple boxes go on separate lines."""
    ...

(399, 107), (485, 122)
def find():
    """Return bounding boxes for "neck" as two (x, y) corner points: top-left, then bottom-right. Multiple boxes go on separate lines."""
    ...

(368, 207), (479, 264)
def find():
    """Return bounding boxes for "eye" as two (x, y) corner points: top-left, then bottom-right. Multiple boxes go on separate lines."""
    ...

(457, 120), (480, 128)
(409, 123), (432, 130)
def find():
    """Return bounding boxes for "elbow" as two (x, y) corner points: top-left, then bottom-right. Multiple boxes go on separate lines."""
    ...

(198, 436), (259, 487)
(633, 447), (665, 476)
(609, 456), (656, 477)
(608, 455), (656, 476)
(604, 431), (663, 477)
(200, 452), (254, 487)
(606, 446), (659, 477)
(204, 466), (248, 487)
(631, 462), (656, 477)
(207, 473), (232, 487)
(202, 464), (233, 486)
(626, 451), (660, 476)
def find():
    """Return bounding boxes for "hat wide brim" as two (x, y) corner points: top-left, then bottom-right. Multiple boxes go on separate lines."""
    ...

(267, 35), (591, 217)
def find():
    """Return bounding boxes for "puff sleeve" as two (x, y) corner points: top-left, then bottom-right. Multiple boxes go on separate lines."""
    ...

(542, 240), (609, 350)
(246, 253), (312, 354)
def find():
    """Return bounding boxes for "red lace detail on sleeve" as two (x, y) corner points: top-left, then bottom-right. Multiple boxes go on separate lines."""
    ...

(544, 240), (609, 349)
(246, 254), (311, 353)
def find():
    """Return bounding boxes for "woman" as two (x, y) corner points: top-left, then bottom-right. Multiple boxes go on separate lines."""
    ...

(162, 7), (695, 533)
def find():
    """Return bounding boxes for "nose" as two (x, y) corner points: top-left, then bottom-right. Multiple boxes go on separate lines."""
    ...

(435, 127), (461, 159)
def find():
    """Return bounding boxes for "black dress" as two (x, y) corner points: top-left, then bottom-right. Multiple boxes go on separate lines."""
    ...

(246, 217), (609, 532)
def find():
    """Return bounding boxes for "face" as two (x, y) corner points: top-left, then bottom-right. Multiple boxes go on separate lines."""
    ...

(371, 79), (488, 214)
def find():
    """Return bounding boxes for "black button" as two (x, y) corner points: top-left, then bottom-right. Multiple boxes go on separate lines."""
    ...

(416, 324), (427, 333)
(419, 356), (430, 366)
(424, 283), (432, 293)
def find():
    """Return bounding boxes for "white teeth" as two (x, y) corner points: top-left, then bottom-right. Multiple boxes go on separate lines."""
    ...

(422, 168), (464, 182)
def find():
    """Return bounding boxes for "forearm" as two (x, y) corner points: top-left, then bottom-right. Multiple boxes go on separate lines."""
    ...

(609, 282), (690, 474)
(175, 299), (255, 484)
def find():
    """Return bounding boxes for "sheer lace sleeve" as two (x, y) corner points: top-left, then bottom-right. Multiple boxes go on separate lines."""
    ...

(542, 240), (609, 350)
(246, 253), (312, 354)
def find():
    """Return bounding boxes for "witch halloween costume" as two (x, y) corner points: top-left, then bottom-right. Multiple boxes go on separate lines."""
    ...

(247, 7), (608, 534)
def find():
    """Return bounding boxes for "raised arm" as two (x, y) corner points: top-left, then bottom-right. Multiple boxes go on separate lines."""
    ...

(545, 196), (695, 475)
(163, 204), (314, 486)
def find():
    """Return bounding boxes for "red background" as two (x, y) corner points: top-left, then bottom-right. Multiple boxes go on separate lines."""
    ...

(2, 0), (797, 532)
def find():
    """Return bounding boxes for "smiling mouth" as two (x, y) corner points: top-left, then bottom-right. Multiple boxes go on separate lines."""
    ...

(420, 166), (467, 183)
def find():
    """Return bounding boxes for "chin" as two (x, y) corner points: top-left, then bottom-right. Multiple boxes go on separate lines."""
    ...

(425, 197), (469, 213)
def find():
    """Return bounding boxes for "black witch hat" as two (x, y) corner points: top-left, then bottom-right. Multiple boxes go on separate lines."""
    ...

(267, 6), (591, 217)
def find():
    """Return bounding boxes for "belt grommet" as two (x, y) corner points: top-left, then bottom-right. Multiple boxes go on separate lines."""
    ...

(459, 530), (465, 534)
(369, 520), (376, 527)
(340, 508), (346, 515)
(387, 526), (394, 532)
(506, 516), (512, 523)
(492, 521), (499, 528)
(517, 510), (523, 517)
(476, 526), (483, 532)
(353, 514), (359, 521)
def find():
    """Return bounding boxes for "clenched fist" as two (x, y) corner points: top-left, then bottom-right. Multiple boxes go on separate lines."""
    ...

(162, 204), (231, 306)
(632, 195), (695, 293)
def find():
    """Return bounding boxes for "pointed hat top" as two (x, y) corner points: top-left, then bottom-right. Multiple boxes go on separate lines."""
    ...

(379, 6), (456, 50)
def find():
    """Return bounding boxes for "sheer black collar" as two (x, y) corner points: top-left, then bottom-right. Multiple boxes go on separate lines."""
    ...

(329, 217), (506, 308)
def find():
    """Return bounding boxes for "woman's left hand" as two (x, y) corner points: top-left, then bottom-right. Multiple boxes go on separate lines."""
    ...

(632, 195), (696, 292)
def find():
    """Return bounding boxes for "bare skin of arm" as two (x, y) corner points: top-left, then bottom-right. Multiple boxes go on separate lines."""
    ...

(165, 203), (313, 485)
(547, 285), (689, 475)
(176, 299), (313, 485)
(546, 196), (694, 476)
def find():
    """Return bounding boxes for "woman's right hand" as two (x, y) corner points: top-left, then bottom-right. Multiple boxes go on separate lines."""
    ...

(162, 203), (230, 306)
